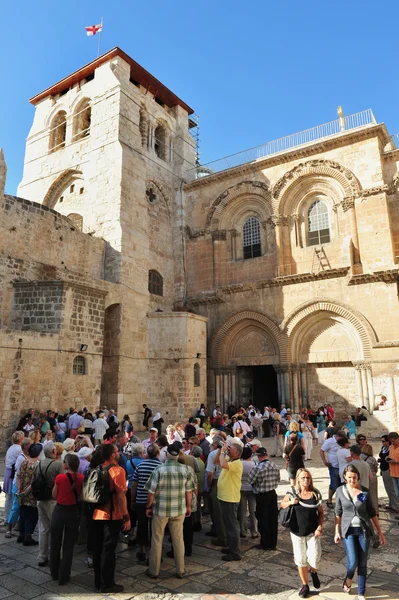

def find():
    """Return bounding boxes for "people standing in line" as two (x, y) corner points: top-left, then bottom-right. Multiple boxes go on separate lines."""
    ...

(5, 438), (32, 538)
(360, 444), (379, 515)
(92, 444), (131, 593)
(284, 433), (305, 486)
(379, 435), (399, 513)
(270, 413), (284, 458)
(50, 454), (83, 585)
(320, 430), (346, 508)
(238, 446), (258, 539)
(142, 404), (152, 431)
(213, 440), (243, 561)
(34, 443), (64, 567)
(248, 447), (280, 551)
(387, 431), (399, 521)
(3, 431), (25, 528)
(335, 464), (385, 600)
(16, 443), (42, 545)
(144, 442), (195, 579)
(131, 443), (161, 562)
(280, 469), (324, 598)
(93, 412), (109, 446)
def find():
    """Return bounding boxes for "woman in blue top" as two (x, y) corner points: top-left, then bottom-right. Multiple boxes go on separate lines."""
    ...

(284, 421), (305, 451)
(316, 410), (327, 444)
(344, 415), (356, 440)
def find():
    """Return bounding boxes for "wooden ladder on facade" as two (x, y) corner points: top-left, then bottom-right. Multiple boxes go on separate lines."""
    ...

(311, 245), (330, 273)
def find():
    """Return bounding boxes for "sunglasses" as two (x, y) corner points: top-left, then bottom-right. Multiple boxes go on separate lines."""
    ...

(359, 438), (366, 441)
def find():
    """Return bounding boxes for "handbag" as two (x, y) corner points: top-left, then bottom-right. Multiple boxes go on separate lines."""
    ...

(279, 487), (297, 528)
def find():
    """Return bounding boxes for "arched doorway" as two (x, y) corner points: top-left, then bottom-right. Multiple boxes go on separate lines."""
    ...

(210, 311), (284, 410)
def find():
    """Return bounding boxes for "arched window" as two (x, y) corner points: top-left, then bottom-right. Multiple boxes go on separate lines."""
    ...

(73, 356), (86, 375)
(148, 270), (163, 296)
(49, 111), (67, 152)
(67, 213), (83, 232)
(139, 106), (149, 147)
(242, 217), (261, 259)
(73, 99), (91, 141)
(154, 124), (167, 161)
(194, 363), (200, 387)
(308, 200), (330, 246)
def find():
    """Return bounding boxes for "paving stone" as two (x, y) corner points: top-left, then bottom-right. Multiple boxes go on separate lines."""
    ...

(0, 575), (43, 599)
(12, 567), (53, 585)
(0, 588), (14, 600)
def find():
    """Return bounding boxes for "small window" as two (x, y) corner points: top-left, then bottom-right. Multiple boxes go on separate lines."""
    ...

(70, 184), (75, 193)
(80, 187), (84, 194)
(194, 363), (200, 387)
(73, 355), (86, 375)
(242, 217), (261, 259)
(308, 200), (330, 246)
(73, 99), (91, 141)
(49, 111), (67, 152)
(148, 270), (163, 296)
(154, 124), (167, 161)
(59, 196), (64, 203)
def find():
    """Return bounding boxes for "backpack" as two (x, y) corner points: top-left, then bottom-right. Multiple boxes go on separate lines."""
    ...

(278, 421), (287, 436)
(31, 461), (55, 501)
(82, 464), (113, 505)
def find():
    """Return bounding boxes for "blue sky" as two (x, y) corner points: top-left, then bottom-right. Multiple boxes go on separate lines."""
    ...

(1, 0), (399, 194)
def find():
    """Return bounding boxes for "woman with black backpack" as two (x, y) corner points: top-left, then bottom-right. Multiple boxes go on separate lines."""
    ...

(50, 453), (83, 585)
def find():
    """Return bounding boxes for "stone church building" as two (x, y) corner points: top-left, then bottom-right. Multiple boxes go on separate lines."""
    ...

(0, 47), (398, 443)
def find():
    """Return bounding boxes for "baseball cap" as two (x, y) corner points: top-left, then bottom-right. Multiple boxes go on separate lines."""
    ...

(166, 442), (181, 456)
(248, 439), (261, 446)
(246, 431), (255, 440)
(150, 427), (158, 433)
(255, 447), (268, 457)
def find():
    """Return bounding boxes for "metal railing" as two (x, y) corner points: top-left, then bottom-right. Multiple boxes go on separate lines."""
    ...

(188, 109), (377, 176)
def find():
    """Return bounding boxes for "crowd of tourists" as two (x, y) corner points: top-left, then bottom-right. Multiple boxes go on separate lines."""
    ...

(1, 403), (399, 599)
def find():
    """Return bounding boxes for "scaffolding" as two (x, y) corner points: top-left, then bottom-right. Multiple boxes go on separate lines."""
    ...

(188, 114), (200, 166)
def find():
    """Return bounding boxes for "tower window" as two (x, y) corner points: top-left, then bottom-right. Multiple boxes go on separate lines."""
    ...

(308, 200), (330, 246)
(194, 363), (200, 387)
(243, 217), (261, 259)
(49, 111), (67, 152)
(70, 184), (75, 193)
(148, 270), (163, 296)
(139, 107), (149, 147)
(73, 355), (86, 375)
(73, 98), (91, 141)
(154, 124), (167, 161)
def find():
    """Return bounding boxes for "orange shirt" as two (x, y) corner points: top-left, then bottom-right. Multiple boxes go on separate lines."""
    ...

(389, 444), (399, 478)
(93, 460), (129, 521)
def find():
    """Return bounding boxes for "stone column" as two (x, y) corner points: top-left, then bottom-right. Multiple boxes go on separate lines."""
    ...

(215, 371), (222, 405)
(291, 365), (300, 413)
(281, 365), (291, 409)
(223, 371), (230, 408)
(360, 366), (369, 412)
(231, 369), (237, 405)
(212, 230), (227, 288)
(274, 366), (285, 405)
(387, 376), (398, 430)
(300, 364), (308, 406)
(354, 363), (363, 407)
(366, 366), (375, 414)
(270, 214), (289, 276)
(342, 198), (362, 274)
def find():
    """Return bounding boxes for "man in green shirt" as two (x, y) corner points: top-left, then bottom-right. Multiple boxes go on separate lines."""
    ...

(144, 442), (195, 579)
(216, 440), (243, 561)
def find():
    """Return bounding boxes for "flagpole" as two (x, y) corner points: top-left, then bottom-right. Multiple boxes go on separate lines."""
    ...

(97, 17), (103, 57)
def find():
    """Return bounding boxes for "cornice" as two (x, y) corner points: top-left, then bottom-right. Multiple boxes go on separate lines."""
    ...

(183, 124), (389, 192)
(348, 269), (399, 285)
(188, 267), (350, 305)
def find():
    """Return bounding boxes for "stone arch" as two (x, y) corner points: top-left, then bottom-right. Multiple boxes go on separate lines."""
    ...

(272, 159), (361, 214)
(49, 110), (67, 152)
(146, 179), (171, 218)
(211, 310), (287, 369)
(282, 299), (378, 361)
(154, 119), (170, 161)
(72, 97), (91, 141)
(205, 180), (271, 230)
(43, 169), (83, 208)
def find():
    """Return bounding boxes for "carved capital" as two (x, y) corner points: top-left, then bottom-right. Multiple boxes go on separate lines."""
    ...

(341, 197), (355, 212)
(211, 229), (227, 241)
(269, 214), (289, 228)
(291, 213), (300, 222)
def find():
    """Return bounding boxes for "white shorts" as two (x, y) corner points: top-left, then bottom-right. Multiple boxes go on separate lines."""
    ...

(290, 532), (322, 569)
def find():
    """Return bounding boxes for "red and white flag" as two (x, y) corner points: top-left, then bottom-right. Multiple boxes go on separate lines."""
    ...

(86, 23), (102, 36)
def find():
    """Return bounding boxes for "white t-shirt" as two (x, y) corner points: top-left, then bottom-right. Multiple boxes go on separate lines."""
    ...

(321, 436), (340, 468)
(233, 420), (251, 434)
(206, 448), (222, 480)
(337, 448), (351, 481)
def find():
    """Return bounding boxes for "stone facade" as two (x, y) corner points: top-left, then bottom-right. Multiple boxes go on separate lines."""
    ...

(0, 48), (398, 447)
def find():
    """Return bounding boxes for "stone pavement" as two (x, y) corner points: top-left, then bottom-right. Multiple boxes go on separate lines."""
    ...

(1, 439), (399, 600)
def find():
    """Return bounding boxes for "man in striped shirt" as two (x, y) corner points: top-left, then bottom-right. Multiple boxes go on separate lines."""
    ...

(131, 444), (161, 561)
(144, 442), (195, 579)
